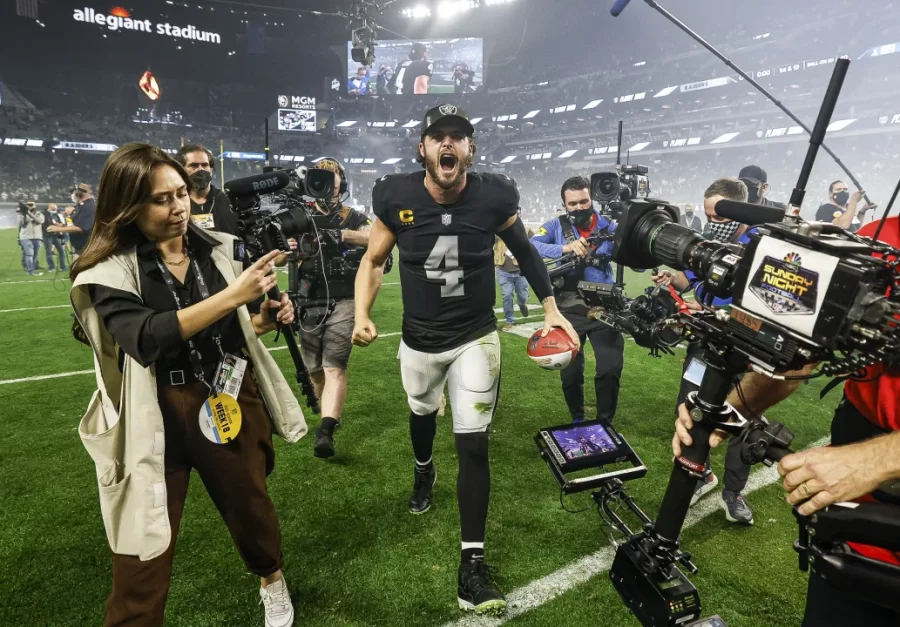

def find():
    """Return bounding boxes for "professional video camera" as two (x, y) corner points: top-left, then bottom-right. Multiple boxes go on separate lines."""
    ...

(589, 122), (652, 221)
(224, 166), (333, 259)
(222, 166), (334, 414)
(16, 200), (36, 214)
(536, 59), (900, 626)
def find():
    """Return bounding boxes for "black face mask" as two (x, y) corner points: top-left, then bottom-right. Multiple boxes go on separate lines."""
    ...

(569, 208), (593, 228)
(189, 170), (212, 189)
(746, 184), (760, 204)
(833, 190), (850, 206)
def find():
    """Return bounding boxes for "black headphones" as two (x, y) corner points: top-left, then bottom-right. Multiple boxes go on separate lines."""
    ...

(316, 157), (349, 196)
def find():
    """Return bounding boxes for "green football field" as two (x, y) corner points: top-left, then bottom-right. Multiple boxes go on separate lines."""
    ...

(0, 228), (836, 626)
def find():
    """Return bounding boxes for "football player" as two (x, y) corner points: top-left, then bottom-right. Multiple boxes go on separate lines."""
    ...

(352, 104), (578, 615)
(389, 42), (432, 95)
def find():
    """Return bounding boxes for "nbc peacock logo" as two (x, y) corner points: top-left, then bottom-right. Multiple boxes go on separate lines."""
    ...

(782, 252), (802, 268)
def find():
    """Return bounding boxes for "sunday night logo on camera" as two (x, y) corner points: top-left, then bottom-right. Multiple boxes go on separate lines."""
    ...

(748, 252), (818, 315)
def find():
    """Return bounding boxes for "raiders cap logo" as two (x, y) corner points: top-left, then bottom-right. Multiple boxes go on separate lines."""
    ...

(439, 104), (458, 116)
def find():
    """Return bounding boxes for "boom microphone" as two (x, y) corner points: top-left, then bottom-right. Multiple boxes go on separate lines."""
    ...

(610, 0), (632, 17)
(714, 199), (786, 226)
(224, 170), (290, 197)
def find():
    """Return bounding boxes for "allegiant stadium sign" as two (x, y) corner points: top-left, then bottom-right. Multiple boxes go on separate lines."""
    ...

(72, 7), (222, 44)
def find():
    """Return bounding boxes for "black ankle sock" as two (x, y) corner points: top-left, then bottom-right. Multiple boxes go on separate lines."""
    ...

(461, 547), (484, 563)
(319, 417), (340, 436)
(410, 410), (438, 466)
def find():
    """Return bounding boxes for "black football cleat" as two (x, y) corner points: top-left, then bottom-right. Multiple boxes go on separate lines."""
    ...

(408, 463), (436, 514)
(458, 558), (507, 616)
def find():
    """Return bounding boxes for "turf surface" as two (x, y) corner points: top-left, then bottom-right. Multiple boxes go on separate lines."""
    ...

(0, 228), (835, 626)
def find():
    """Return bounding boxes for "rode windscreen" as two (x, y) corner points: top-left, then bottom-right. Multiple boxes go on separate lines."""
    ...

(714, 199), (786, 226)
(224, 170), (290, 197)
(610, 0), (632, 17)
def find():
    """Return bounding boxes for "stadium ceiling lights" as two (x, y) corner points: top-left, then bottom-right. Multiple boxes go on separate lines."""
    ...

(382, 157), (403, 164)
(436, 0), (477, 18)
(826, 118), (857, 132)
(499, 155), (517, 163)
(470, 117), (483, 124)
(582, 100), (603, 110)
(522, 110), (541, 119)
(629, 142), (651, 152)
(402, 120), (421, 128)
(557, 149), (578, 159)
(336, 121), (358, 127)
(401, 5), (432, 18)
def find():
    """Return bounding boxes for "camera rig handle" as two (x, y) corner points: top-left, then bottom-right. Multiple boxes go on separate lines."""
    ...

(794, 501), (900, 612)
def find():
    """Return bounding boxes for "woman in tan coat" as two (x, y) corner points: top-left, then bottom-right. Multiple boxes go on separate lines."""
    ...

(71, 142), (306, 627)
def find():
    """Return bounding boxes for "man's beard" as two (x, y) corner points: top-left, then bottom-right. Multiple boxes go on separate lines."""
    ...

(425, 151), (472, 190)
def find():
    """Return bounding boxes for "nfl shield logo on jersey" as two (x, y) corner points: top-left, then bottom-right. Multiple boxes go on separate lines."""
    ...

(442, 213), (452, 226)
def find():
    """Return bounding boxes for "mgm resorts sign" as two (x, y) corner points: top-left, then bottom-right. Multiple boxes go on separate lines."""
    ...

(73, 7), (222, 44)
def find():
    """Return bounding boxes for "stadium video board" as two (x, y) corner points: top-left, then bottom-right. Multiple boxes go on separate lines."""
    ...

(345, 38), (484, 96)
(276, 95), (317, 132)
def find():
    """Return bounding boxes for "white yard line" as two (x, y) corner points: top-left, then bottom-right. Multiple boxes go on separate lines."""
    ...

(0, 304), (70, 313)
(441, 434), (831, 627)
(0, 279), (58, 285)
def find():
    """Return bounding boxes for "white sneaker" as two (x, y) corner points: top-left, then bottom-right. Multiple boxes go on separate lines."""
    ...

(260, 577), (294, 627)
(690, 472), (718, 506)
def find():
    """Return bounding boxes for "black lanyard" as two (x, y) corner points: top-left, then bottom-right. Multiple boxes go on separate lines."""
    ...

(155, 249), (224, 389)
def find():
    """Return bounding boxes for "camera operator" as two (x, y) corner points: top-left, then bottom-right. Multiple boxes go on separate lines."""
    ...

(816, 180), (875, 232)
(738, 165), (786, 210)
(47, 183), (96, 261)
(175, 144), (237, 235)
(43, 203), (69, 272)
(674, 218), (900, 626)
(531, 176), (624, 424)
(348, 66), (371, 96)
(299, 158), (371, 459)
(17, 201), (45, 276)
(653, 177), (758, 524)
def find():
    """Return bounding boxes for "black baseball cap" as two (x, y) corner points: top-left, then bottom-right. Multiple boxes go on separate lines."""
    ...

(421, 104), (475, 138)
(738, 165), (767, 185)
(410, 42), (427, 60)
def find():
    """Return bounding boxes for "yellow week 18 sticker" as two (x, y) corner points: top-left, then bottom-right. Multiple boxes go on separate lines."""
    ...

(198, 393), (242, 444)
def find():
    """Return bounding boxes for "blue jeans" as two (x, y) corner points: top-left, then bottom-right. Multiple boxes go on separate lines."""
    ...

(497, 269), (530, 324)
(20, 239), (41, 274)
(44, 236), (68, 270)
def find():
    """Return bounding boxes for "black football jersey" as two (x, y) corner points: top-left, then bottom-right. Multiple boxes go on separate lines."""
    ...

(393, 59), (433, 95)
(373, 170), (519, 352)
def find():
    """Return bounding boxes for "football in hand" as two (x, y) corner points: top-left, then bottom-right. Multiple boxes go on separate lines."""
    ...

(527, 327), (579, 370)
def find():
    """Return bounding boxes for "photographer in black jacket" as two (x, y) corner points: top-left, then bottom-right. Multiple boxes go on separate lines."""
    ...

(299, 158), (371, 459)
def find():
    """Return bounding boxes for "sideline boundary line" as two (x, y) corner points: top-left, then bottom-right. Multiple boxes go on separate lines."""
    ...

(441, 434), (831, 627)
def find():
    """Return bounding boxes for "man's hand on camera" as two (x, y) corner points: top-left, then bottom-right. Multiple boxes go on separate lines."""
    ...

(352, 318), (378, 347)
(562, 237), (589, 257)
(672, 403), (729, 458)
(253, 293), (294, 336)
(779, 441), (889, 516)
(652, 270), (673, 286)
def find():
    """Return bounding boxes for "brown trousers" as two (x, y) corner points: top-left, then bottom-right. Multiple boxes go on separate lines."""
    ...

(104, 370), (283, 627)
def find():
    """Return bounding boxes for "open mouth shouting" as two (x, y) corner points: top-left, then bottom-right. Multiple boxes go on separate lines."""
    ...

(439, 152), (458, 173)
